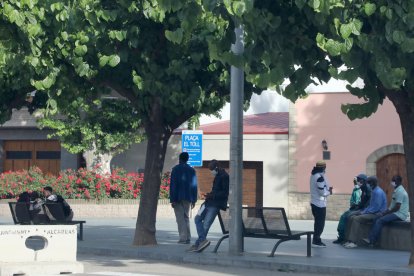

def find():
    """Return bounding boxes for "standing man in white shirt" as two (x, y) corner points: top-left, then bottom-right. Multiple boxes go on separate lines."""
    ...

(310, 161), (333, 247)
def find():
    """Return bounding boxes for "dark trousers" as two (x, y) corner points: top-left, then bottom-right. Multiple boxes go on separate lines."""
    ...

(311, 203), (326, 243)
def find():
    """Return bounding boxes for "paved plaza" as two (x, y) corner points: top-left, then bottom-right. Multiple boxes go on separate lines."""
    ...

(0, 216), (412, 275)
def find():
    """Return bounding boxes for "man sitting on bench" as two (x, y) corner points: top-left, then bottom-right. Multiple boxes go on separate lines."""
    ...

(43, 186), (74, 221)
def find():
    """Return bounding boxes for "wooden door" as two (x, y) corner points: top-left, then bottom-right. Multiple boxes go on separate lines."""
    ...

(376, 153), (407, 205)
(195, 161), (263, 207)
(34, 140), (61, 176)
(3, 140), (61, 175)
(3, 140), (35, 172)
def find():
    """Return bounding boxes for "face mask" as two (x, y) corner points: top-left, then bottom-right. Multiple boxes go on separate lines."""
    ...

(210, 169), (218, 176)
(390, 181), (396, 188)
(354, 185), (360, 189)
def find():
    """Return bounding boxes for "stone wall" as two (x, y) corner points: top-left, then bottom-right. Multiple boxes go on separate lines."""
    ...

(0, 199), (177, 219)
(1, 196), (351, 221)
(288, 192), (350, 220)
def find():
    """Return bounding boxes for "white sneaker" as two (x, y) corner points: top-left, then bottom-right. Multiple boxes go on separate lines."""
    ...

(344, 242), (358, 248)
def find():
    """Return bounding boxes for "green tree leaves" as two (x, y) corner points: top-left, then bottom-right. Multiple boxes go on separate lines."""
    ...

(165, 28), (183, 44)
(364, 3), (376, 16)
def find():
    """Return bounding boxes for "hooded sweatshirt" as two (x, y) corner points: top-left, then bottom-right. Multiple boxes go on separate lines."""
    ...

(310, 167), (331, 208)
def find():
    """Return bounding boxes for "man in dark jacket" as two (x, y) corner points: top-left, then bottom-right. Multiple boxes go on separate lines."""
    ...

(188, 159), (229, 252)
(170, 152), (198, 244)
(333, 173), (366, 244)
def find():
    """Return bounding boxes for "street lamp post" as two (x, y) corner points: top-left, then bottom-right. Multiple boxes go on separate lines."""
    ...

(229, 23), (244, 255)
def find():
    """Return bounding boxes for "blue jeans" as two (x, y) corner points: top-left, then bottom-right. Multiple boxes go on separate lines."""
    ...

(368, 213), (401, 243)
(194, 204), (219, 246)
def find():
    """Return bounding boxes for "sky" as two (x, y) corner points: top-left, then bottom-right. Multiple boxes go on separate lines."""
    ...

(199, 78), (357, 125)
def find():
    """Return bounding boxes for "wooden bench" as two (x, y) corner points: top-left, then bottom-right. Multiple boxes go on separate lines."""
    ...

(213, 207), (313, 257)
(8, 202), (86, 240)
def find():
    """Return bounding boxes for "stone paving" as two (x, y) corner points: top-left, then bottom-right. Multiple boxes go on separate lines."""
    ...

(0, 216), (412, 276)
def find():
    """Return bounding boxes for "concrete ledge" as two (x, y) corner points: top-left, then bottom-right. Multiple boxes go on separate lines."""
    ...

(0, 225), (83, 276)
(0, 261), (83, 276)
(358, 221), (411, 251)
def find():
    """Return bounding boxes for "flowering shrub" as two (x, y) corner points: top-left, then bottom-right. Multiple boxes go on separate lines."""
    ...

(0, 167), (171, 200)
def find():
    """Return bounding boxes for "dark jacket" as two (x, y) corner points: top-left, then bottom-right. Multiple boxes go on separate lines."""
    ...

(46, 194), (72, 217)
(169, 162), (198, 204)
(205, 168), (229, 210)
(356, 183), (371, 210)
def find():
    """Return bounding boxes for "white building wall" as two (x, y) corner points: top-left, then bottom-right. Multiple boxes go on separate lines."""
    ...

(112, 133), (289, 210)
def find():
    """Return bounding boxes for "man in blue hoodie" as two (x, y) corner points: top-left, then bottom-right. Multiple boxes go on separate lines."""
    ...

(170, 152), (198, 244)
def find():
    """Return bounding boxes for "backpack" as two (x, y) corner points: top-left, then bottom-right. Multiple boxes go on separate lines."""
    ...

(56, 195), (72, 217)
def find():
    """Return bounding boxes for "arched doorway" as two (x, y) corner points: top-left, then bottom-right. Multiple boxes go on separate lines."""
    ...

(376, 153), (407, 204)
(366, 144), (406, 204)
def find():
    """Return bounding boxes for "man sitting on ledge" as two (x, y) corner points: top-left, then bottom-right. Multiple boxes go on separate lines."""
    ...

(343, 176), (387, 249)
(362, 175), (409, 247)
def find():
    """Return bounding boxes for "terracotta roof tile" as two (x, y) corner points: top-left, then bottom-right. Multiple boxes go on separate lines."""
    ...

(175, 112), (289, 135)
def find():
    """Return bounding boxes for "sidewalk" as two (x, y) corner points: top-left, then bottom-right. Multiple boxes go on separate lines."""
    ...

(1, 216), (412, 275)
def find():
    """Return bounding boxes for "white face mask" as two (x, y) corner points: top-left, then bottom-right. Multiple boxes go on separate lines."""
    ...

(210, 169), (218, 176)
(390, 181), (396, 188)
(354, 184), (360, 189)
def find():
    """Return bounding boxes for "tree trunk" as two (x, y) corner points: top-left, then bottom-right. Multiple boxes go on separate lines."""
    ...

(83, 144), (113, 175)
(385, 90), (414, 266)
(133, 99), (172, 246)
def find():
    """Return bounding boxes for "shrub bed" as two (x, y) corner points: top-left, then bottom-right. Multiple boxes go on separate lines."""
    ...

(0, 166), (170, 200)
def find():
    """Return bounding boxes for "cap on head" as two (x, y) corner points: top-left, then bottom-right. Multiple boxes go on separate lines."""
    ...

(392, 175), (402, 184)
(356, 173), (367, 181)
(316, 161), (326, 168)
(366, 176), (378, 185)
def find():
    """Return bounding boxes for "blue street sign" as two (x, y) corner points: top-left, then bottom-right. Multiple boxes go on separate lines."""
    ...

(182, 130), (203, 167)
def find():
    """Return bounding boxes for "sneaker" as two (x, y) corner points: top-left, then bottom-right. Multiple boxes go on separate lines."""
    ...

(361, 238), (370, 245)
(312, 241), (326, 248)
(196, 239), (211, 252)
(178, 240), (190, 244)
(361, 238), (374, 247)
(344, 242), (358, 248)
(186, 244), (198, 252)
(332, 237), (345, 244)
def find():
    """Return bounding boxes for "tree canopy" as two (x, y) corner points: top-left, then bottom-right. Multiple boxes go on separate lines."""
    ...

(3, 1), (414, 263)
(304, 0), (414, 265)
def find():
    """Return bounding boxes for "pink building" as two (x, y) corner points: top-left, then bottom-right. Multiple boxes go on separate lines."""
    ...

(288, 92), (405, 219)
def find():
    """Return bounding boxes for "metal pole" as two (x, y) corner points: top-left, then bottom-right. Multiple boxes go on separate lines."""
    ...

(229, 23), (244, 256)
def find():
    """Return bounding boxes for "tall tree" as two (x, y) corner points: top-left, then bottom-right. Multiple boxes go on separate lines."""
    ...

(310, 0), (414, 265)
(0, 0), (261, 244)
(38, 95), (145, 174)
(1, 0), (335, 245)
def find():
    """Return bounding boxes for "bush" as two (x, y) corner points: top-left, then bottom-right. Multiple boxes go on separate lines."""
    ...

(0, 166), (170, 200)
